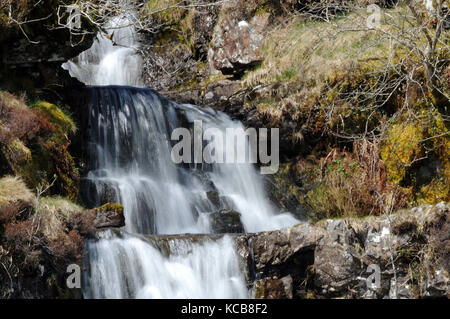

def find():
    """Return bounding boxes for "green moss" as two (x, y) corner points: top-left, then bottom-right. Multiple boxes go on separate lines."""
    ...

(1, 138), (32, 173)
(381, 119), (423, 185)
(95, 203), (124, 214)
(32, 101), (77, 135)
(379, 108), (449, 205)
(417, 177), (449, 204)
(254, 283), (265, 299)
(254, 5), (272, 17)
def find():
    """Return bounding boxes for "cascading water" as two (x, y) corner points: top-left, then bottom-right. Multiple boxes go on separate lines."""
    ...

(62, 15), (143, 87)
(84, 231), (248, 299)
(64, 9), (300, 299)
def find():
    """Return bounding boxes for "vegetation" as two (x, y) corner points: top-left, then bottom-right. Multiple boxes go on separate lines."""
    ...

(0, 176), (33, 208)
(94, 202), (124, 214)
(39, 196), (84, 239)
(0, 91), (80, 199)
(241, 2), (449, 220)
(134, 1), (449, 220)
(0, 175), (85, 298)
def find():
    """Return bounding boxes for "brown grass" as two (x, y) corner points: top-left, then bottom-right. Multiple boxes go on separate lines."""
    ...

(0, 176), (33, 206)
(38, 196), (83, 240)
(303, 139), (408, 219)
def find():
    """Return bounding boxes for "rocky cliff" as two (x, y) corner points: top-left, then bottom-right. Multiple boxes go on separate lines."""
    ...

(239, 203), (449, 299)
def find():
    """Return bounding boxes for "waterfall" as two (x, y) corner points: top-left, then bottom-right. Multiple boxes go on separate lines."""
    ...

(64, 9), (299, 299)
(83, 231), (248, 299)
(62, 15), (143, 87)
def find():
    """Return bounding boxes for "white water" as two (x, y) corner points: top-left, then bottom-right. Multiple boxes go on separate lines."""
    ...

(62, 15), (143, 87)
(64, 9), (300, 299)
(84, 231), (247, 299)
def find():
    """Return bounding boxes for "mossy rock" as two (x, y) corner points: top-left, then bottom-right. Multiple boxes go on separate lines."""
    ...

(93, 203), (125, 229)
(32, 101), (76, 136)
(94, 202), (124, 214)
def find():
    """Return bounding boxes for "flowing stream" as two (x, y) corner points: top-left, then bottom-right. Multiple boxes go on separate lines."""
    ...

(63, 12), (299, 299)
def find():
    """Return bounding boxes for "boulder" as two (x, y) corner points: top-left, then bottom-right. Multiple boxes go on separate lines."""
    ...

(93, 203), (125, 229)
(71, 203), (125, 237)
(210, 209), (245, 234)
(209, 13), (270, 77)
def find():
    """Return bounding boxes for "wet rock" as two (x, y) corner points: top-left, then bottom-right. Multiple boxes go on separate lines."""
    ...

(162, 79), (242, 109)
(210, 209), (245, 234)
(72, 203), (125, 237)
(206, 190), (221, 209)
(93, 203), (125, 229)
(219, 195), (237, 210)
(81, 179), (120, 208)
(263, 174), (308, 220)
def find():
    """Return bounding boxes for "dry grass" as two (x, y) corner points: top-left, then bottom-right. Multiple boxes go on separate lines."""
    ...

(243, 8), (393, 89)
(0, 91), (27, 110)
(301, 139), (409, 220)
(0, 176), (33, 205)
(39, 196), (83, 239)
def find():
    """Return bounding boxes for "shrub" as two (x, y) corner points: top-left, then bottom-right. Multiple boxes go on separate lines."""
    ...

(0, 200), (30, 225)
(48, 230), (84, 262)
(302, 139), (408, 219)
(0, 92), (79, 198)
(0, 91), (54, 145)
(1, 194), (86, 273)
(3, 219), (43, 269)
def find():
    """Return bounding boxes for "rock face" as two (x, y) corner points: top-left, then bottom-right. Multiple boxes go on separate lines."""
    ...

(234, 203), (449, 299)
(209, 12), (269, 77)
(210, 209), (245, 234)
(206, 190), (221, 209)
